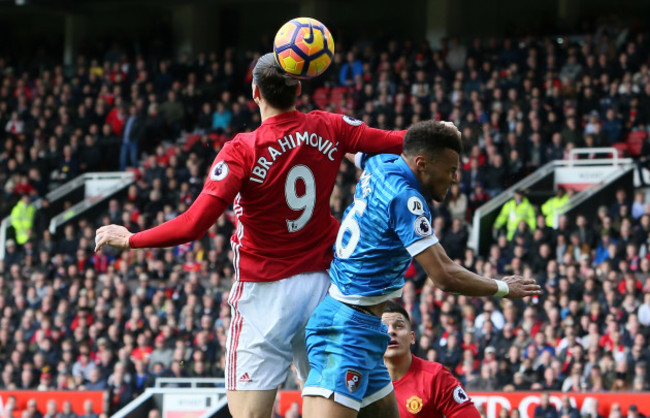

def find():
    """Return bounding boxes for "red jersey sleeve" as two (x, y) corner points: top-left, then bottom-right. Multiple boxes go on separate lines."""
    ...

(201, 138), (250, 204)
(129, 193), (227, 248)
(432, 366), (480, 418)
(325, 112), (405, 155)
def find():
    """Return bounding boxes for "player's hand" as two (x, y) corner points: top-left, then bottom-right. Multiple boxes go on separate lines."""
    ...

(502, 275), (542, 299)
(95, 225), (133, 252)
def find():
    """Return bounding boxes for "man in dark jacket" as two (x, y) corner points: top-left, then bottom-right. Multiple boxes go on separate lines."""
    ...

(120, 104), (146, 171)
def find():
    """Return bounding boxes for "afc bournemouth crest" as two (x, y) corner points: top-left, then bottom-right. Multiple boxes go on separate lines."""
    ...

(405, 395), (423, 414)
(345, 369), (362, 393)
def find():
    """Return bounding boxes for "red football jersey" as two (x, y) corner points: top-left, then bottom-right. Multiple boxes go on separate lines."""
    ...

(201, 110), (404, 282)
(393, 355), (480, 418)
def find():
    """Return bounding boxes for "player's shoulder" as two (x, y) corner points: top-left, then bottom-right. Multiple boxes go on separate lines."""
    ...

(222, 132), (257, 154)
(412, 355), (446, 376)
(412, 357), (458, 384)
(365, 154), (402, 172)
(307, 110), (364, 127)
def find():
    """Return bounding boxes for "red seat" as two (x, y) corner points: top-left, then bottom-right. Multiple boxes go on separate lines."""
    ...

(627, 131), (647, 157)
(611, 142), (629, 157)
(312, 87), (330, 109)
(183, 134), (202, 152)
(329, 86), (348, 106)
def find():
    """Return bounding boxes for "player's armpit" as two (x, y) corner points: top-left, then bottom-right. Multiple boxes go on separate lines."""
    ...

(129, 193), (227, 248)
(414, 244), (499, 296)
(444, 403), (481, 418)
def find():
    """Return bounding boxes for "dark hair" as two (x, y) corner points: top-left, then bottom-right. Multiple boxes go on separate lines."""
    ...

(403, 120), (462, 159)
(383, 300), (411, 330)
(252, 53), (300, 110)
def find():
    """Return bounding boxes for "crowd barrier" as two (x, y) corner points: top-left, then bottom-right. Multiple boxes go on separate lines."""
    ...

(277, 390), (650, 418)
(0, 390), (106, 415)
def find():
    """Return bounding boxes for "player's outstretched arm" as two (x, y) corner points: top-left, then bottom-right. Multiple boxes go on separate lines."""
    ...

(414, 243), (541, 298)
(94, 193), (227, 252)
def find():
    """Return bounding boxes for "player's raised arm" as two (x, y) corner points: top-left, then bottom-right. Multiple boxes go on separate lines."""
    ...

(414, 243), (541, 298)
(95, 131), (248, 253)
(94, 193), (227, 252)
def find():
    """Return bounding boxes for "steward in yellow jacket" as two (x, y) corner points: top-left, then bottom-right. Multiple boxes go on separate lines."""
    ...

(541, 186), (570, 228)
(10, 194), (35, 245)
(493, 189), (536, 241)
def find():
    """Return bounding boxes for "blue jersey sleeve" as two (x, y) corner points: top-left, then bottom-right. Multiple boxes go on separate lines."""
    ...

(388, 191), (439, 257)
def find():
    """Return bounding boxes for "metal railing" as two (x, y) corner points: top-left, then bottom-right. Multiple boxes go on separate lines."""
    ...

(0, 171), (134, 260)
(112, 379), (228, 418)
(468, 147), (637, 255)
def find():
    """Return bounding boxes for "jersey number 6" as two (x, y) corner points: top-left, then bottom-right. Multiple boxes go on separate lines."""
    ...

(335, 198), (367, 259)
(285, 165), (316, 233)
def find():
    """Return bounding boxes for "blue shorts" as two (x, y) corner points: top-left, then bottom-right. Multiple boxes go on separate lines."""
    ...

(302, 294), (393, 411)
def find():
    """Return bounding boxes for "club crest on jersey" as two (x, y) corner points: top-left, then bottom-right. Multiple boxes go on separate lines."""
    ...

(405, 395), (423, 414)
(453, 385), (469, 404)
(407, 196), (425, 215)
(414, 216), (432, 237)
(345, 369), (362, 393)
(211, 161), (229, 181)
(342, 115), (363, 126)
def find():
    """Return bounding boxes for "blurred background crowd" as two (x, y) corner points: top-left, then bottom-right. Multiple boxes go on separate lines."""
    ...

(0, 15), (650, 417)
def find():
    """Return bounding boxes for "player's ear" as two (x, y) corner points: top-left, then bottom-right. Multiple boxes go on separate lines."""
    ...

(410, 331), (415, 346)
(415, 155), (427, 172)
(252, 83), (261, 103)
(296, 81), (302, 97)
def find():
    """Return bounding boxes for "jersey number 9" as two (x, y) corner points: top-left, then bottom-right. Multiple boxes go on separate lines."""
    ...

(285, 165), (316, 233)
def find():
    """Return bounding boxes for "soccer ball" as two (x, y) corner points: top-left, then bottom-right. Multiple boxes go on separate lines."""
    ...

(273, 17), (335, 79)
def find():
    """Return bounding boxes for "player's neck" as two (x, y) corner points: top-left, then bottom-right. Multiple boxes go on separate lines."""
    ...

(259, 103), (296, 122)
(386, 353), (413, 381)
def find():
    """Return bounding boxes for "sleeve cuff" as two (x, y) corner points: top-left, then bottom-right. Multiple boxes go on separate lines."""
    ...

(354, 153), (365, 170)
(406, 235), (439, 257)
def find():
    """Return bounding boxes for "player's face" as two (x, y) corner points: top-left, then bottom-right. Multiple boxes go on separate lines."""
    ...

(382, 312), (415, 360)
(422, 148), (459, 202)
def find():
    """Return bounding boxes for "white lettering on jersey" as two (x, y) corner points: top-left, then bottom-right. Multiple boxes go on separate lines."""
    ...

(453, 386), (469, 404)
(414, 216), (432, 237)
(407, 197), (424, 215)
(249, 131), (339, 184)
(359, 171), (372, 198)
(343, 115), (363, 126)
(210, 161), (229, 181)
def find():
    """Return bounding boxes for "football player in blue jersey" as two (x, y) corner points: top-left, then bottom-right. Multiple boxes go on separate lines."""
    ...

(301, 120), (542, 418)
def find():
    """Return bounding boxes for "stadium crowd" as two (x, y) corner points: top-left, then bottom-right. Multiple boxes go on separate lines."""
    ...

(1, 17), (650, 418)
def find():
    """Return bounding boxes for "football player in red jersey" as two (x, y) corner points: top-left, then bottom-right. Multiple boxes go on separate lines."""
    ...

(95, 52), (405, 418)
(382, 301), (480, 418)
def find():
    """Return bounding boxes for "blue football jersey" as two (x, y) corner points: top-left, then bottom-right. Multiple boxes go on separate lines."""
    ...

(328, 154), (439, 305)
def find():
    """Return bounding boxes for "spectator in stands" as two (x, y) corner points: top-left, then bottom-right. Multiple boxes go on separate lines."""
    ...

(339, 51), (363, 87)
(541, 187), (569, 228)
(10, 193), (35, 246)
(158, 91), (184, 139)
(60, 401), (78, 418)
(80, 400), (99, 418)
(85, 367), (107, 390)
(44, 399), (59, 418)
(493, 189), (536, 241)
(120, 104), (146, 171)
(533, 391), (558, 418)
(211, 102), (232, 133)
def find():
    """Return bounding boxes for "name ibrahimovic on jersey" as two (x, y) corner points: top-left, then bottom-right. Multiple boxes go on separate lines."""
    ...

(250, 131), (339, 184)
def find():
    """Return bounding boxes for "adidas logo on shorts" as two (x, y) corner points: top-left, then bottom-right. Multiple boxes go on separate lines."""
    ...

(239, 373), (252, 383)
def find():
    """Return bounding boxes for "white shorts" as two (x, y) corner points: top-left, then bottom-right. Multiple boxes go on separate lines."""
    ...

(225, 271), (330, 391)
